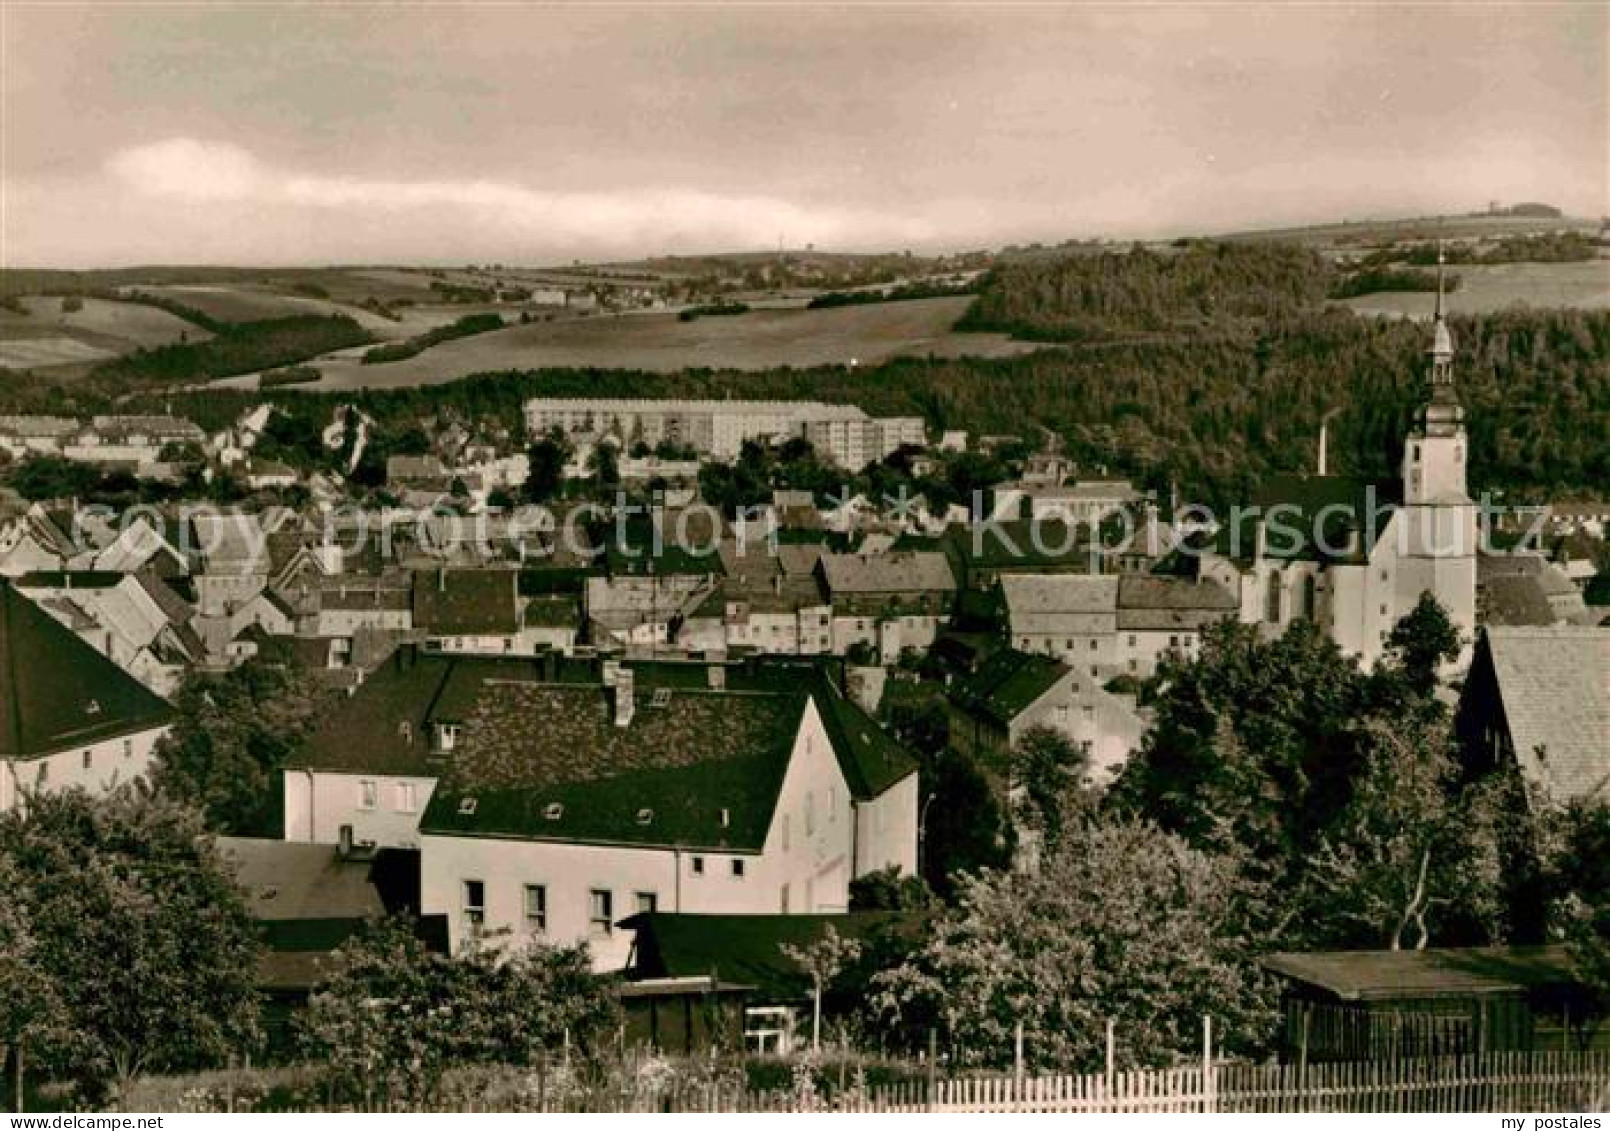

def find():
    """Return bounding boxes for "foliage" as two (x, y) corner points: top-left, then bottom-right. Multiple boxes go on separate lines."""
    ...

(1011, 725), (1095, 856)
(0, 788), (260, 1096)
(1108, 616), (1508, 950)
(677, 301), (750, 322)
(807, 278), (977, 309)
(872, 818), (1276, 1070)
(1330, 267), (1455, 299)
(957, 242), (1334, 340)
(362, 313), (505, 365)
(524, 428), (571, 503)
(1383, 591), (1463, 696)
(259, 365), (322, 389)
(152, 657), (326, 836)
(299, 919), (618, 1105)
(93, 314), (370, 388)
(849, 865), (939, 913)
(5, 454), (101, 501)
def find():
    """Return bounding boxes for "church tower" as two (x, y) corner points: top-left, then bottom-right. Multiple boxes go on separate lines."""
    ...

(1402, 249), (1468, 504)
(1395, 245), (1477, 666)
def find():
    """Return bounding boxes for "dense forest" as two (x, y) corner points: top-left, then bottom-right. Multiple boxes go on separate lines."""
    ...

(89, 313), (370, 387)
(955, 242), (1336, 340)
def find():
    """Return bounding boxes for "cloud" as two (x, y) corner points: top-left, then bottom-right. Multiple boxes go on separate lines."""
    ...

(103, 137), (937, 253)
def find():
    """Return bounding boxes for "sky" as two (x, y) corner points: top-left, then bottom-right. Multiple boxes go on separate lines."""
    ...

(2, 2), (1605, 267)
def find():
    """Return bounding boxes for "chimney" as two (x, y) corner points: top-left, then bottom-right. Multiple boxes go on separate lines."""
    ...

(613, 667), (636, 727)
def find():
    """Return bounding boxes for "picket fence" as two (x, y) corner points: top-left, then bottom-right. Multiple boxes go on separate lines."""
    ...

(265, 1050), (1610, 1113)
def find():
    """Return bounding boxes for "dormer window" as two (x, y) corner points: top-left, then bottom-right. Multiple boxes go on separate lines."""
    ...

(84, 699), (101, 716)
(458, 797), (478, 816)
(436, 723), (461, 752)
(544, 802), (564, 821)
(636, 808), (654, 825)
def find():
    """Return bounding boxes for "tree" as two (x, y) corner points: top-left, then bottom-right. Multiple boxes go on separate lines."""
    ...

(152, 657), (325, 836)
(1011, 726), (1094, 857)
(6, 455), (99, 502)
(849, 865), (937, 913)
(1383, 592), (1463, 696)
(0, 788), (260, 1100)
(524, 429), (570, 503)
(589, 440), (620, 490)
(0, 854), (69, 1112)
(783, 926), (863, 1052)
(873, 818), (1275, 1071)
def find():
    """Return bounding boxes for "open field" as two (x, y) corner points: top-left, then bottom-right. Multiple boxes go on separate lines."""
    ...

(0, 295), (211, 370)
(1336, 259), (1610, 317)
(219, 295), (1038, 391)
(133, 283), (405, 334)
(1216, 212), (1600, 250)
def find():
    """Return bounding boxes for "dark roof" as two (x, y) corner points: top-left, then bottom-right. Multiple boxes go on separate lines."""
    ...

(412, 569), (519, 635)
(216, 836), (387, 923)
(623, 912), (910, 1001)
(422, 684), (807, 851)
(1480, 575), (1559, 626)
(1260, 946), (1581, 1002)
(810, 672), (920, 798)
(1218, 475), (1401, 564)
(286, 650), (459, 775)
(1115, 575), (1239, 631)
(0, 579), (173, 761)
(949, 648), (1071, 726)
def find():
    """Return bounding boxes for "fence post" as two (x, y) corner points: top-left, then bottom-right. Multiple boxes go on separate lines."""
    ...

(1106, 1018), (1115, 1091)
(1202, 1015), (1216, 1114)
(926, 1028), (938, 1111)
(1014, 1019), (1025, 1103)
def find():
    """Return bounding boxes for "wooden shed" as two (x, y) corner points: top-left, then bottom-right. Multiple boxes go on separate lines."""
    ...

(1261, 946), (1607, 1063)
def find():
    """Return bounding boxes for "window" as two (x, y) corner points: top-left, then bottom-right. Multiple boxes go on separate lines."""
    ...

(524, 884), (547, 932)
(82, 749), (93, 771)
(691, 855), (705, 875)
(635, 891), (658, 915)
(589, 889), (613, 936)
(437, 723), (461, 752)
(780, 883), (790, 913)
(359, 780), (378, 810)
(829, 788), (838, 823)
(1265, 573), (1283, 623)
(1089, 639), (1097, 651)
(462, 880), (485, 934)
(122, 739), (132, 760)
(731, 859), (746, 878)
(805, 792), (816, 835)
(36, 761), (48, 786)
(397, 782), (417, 813)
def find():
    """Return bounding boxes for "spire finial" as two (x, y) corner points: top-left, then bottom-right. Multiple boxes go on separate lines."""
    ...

(1434, 239), (1446, 322)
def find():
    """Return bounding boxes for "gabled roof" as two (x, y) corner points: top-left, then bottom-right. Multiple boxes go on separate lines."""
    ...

(287, 650), (462, 776)
(1219, 475), (1401, 564)
(216, 836), (387, 923)
(949, 648), (1073, 726)
(820, 551), (955, 596)
(1115, 575), (1238, 630)
(421, 684), (808, 851)
(0, 579), (173, 761)
(1482, 626), (1609, 801)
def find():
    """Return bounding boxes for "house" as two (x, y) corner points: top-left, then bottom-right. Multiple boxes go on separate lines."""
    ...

(90, 513), (190, 577)
(1261, 946), (1607, 1061)
(946, 649), (1147, 782)
(622, 911), (916, 1054)
(1478, 553), (1592, 626)
(417, 660), (918, 969)
(993, 479), (1143, 527)
(1000, 574), (1119, 677)
(0, 506), (83, 577)
(411, 568), (521, 654)
(1113, 574), (1239, 676)
(0, 579), (174, 813)
(693, 542), (831, 656)
(16, 569), (202, 695)
(287, 652), (919, 969)
(190, 513), (271, 615)
(1455, 626), (1609, 803)
(818, 551), (956, 661)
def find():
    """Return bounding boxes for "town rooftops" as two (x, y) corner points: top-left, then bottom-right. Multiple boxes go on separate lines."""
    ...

(1481, 626), (1609, 800)
(1216, 475), (1401, 564)
(820, 551), (955, 596)
(1261, 946), (1580, 1002)
(0, 579), (174, 762)
(1000, 574), (1119, 634)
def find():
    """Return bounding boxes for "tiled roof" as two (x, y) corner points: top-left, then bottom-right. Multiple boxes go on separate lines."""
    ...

(287, 650), (460, 775)
(1001, 574), (1118, 635)
(412, 569), (518, 635)
(950, 648), (1071, 726)
(422, 683), (806, 851)
(216, 836), (386, 923)
(1484, 626), (1609, 801)
(1479, 575), (1558, 626)
(1219, 475), (1401, 564)
(0, 580), (173, 761)
(820, 551), (955, 596)
(1116, 575), (1238, 631)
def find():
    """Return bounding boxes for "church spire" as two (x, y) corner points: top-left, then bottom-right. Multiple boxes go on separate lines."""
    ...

(1426, 241), (1456, 397)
